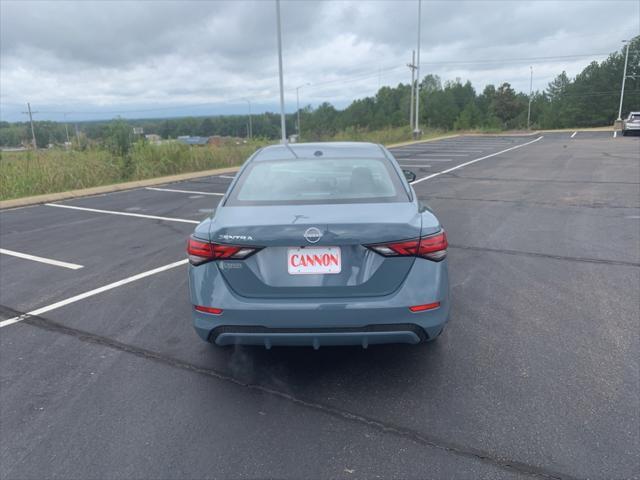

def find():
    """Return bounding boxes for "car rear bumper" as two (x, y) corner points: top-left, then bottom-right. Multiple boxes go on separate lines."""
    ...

(209, 324), (430, 348)
(623, 123), (640, 131)
(189, 257), (450, 347)
(191, 299), (449, 347)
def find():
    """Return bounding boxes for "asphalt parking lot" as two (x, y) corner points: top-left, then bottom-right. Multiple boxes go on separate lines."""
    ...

(1, 131), (638, 479)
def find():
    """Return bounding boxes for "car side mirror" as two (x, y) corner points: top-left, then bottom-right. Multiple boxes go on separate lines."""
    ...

(402, 169), (416, 183)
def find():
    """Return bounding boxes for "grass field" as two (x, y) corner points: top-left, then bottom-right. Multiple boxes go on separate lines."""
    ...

(0, 142), (260, 201)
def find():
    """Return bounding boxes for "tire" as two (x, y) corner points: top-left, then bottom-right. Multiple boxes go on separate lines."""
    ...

(622, 130), (627, 136)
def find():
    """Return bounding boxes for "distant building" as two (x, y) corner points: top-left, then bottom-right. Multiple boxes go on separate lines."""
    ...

(177, 136), (209, 146)
(0, 146), (27, 152)
(145, 134), (161, 143)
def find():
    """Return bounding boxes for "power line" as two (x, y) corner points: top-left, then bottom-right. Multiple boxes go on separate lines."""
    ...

(420, 52), (614, 67)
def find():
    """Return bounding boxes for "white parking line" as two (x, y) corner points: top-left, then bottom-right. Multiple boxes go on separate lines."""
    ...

(404, 153), (468, 157)
(45, 203), (200, 224)
(0, 248), (83, 270)
(146, 187), (224, 196)
(571, 131), (578, 138)
(411, 136), (544, 185)
(400, 159), (452, 163)
(219, 175), (236, 179)
(0, 259), (189, 329)
(613, 131), (617, 138)
(416, 151), (482, 154)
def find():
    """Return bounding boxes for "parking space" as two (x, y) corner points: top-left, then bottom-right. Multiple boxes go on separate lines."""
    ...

(1, 135), (638, 479)
(392, 136), (533, 172)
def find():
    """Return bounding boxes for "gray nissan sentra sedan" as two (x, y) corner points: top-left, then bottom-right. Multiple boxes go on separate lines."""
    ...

(187, 142), (449, 348)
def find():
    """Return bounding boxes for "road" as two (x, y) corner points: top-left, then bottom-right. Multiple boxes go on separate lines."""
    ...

(1, 131), (638, 479)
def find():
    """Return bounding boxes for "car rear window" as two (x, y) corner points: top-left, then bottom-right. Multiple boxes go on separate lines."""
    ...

(226, 157), (410, 206)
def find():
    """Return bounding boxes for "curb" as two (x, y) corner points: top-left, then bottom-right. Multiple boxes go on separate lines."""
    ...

(386, 134), (459, 148)
(0, 166), (240, 210)
(534, 127), (613, 133)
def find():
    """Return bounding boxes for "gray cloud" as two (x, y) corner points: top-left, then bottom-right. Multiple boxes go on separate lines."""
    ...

(1, 0), (638, 121)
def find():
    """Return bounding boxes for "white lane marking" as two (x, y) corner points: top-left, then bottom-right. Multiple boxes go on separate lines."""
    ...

(613, 131), (617, 138)
(411, 136), (544, 185)
(571, 131), (578, 138)
(145, 187), (224, 196)
(0, 259), (189, 329)
(400, 159), (452, 163)
(0, 248), (84, 270)
(45, 203), (199, 224)
(219, 175), (236, 179)
(413, 151), (482, 154)
(400, 153), (468, 157)
(394, 143), (509, 149)
(394, 146), (479, 150)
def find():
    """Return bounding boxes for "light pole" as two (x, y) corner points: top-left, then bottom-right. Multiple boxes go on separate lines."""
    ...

(275, 0), (287, 143)
(413, 0), (422, 139)
(295, 83), (310, 141)
(245, 100), (252, 140)
(617, 40), (630, 121)
(527, 66), (533, 130)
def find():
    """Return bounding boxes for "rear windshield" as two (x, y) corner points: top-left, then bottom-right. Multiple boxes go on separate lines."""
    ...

(225, 157), (410, 206)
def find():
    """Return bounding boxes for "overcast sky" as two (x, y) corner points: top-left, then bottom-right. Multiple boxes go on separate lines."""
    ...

(1, 0), (638, 122)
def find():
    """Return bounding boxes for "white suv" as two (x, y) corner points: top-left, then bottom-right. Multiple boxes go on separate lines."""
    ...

(622, 112), (640, 136)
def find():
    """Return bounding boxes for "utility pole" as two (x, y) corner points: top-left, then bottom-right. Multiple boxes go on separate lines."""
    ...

(527, 66), (533, 130)
(295, 83), (310, 141)
(408, 50), (416, 128)
(21, 103), (38, 150)
(245, 100), (252, 140)
(275, 0), (287, 143)
(413, 0), (422, 139)
(63, 113), (71, 144)
(617, 40), (630, 121)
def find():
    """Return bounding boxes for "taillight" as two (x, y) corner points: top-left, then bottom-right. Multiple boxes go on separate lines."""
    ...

(367, 230), (448, 262)
(409, 302), (440, 312)
(194, 305), (223, 315)
(187, 236), (260, 265)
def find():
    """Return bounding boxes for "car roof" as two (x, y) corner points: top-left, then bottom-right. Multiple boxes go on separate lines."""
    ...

(253, 142), (387, 161)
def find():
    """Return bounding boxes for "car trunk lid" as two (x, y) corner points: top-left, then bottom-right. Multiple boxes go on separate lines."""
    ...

(209, 203), (427, 299)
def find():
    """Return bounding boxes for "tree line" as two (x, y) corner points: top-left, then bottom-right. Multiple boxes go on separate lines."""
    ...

(1, 36), (638, 147)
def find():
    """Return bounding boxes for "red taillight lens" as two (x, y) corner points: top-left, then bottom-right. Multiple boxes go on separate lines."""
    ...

(409, 302), (440, 312)
(367, 230), (448, 262)
(417, 230), (448, 261)
(194, 305), (223, 315)
(187, 238), (214, 258)
(187, 236), (260, 265)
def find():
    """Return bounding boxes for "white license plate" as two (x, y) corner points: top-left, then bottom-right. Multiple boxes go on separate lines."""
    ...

(287, 247), (341, 275)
